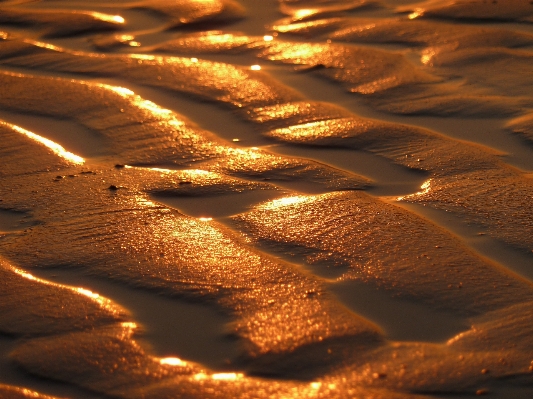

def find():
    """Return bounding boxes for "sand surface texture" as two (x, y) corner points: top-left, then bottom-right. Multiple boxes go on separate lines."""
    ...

(0, 0), (533, 398)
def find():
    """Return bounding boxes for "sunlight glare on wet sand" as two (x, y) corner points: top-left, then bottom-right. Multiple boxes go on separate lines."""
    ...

(3, 122), (84, 164)
(408, 9), (424, 20)
(1, 0), (533, 397)
(84, 12), (125, 24)
(159, 357), (187, 366)
(12, 267), (122, 315)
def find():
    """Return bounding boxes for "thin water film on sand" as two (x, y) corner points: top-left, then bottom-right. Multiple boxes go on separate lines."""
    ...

(0, 0), (533, 398)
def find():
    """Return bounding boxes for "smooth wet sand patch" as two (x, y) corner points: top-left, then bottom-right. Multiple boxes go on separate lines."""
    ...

(396, 201), (533, 284)
(330, 281), (469, 343)
(206, 230), (470, 343)
(269, 145), (428, 196)
(0, 209), (36, 233)
(30, 268), (242, 371)
(151, 188), (285, 218)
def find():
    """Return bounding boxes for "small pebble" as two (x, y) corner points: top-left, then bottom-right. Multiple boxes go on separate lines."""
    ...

(108, 185), (118, 190)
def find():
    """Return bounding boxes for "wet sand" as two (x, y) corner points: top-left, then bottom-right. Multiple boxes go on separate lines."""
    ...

(1, 0), (533, 398)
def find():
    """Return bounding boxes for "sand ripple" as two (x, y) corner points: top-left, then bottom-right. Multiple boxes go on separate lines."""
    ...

(1, 0), (533, 397)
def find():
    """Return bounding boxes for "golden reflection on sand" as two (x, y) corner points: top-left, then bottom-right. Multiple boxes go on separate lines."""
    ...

(421, 49), (436, 65)
(2, 122), (84, 164)
(135, 195), (158, 208)
(273, 19), (336, 33)
(12, 268), (122, 315)
(82, 12), (125, 24)
(264, 42), (326, 62)
(262, 195), (311, 209)
(1, 1), (533, 397)
(293, 9), (315, 20)
(160, 357), (187, 366)
(118, 34), (135, 42)
(271, 120), (344, 139)
(106, 84), (182, 121)
(129, 54), (157, 62)
(191, 372), (243, 381)
(116, 34), (141, 47)
(25, 40), (64, 52)
(107, 85), (134, 96)
(75, 287), (100, 299)
(397, 179), (432, 201)
(408, 9), (424, 19)
(121, 321), (138, 330)
(211, 372), (243, 380)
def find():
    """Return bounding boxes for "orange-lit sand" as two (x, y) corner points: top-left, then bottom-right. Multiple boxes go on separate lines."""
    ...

(1, 0), (533, 398)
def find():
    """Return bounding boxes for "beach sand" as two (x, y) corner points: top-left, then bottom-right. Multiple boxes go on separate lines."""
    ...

(0, 0), (533, 397)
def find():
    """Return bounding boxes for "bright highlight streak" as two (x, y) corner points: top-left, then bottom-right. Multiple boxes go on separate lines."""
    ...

(250, 65), (261, 71)
(397, 179), (432, 201)
(119, 34), (135, 41)
(13, 269), (37, 281)
(263, 35), (274, 41)
(160, 357), (186, 366)
(89, 12), (125, 24)
(12, 267), (122, 316)
(26, 40), (64, 52)
(148, 167), (174, 174)
(137, 99), (173, 116)
(265, 196), (309, 210)
(294, 9), (315, 19)
(130, 54), (156, 61)
(191, 169), (209, 175)
(212, 373), (243, 381)
(109, 86), (135, 97)
(421, 49), (436, 65)
(4, 122), (85, 164)
(76, 287), (100, 299)
(408, 9), (424, 19)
